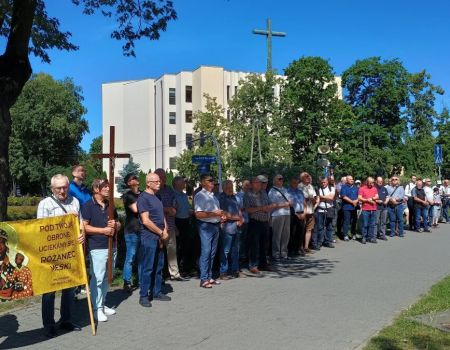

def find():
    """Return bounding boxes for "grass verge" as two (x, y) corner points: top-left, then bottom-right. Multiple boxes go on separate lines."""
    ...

(365, 275), (450, 350)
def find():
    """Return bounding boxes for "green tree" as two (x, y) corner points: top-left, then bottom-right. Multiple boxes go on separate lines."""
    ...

(9, 73), (88, 195)
(436, 108), (450, 178)
(117, 158), (140, 194)
(89, 136), (103, 174)
(0, 0), (177, 219)
(341, 57), (410, 176)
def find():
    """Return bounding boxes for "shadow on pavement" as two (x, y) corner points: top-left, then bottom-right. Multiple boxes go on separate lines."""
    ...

(264, 256), (337, 279)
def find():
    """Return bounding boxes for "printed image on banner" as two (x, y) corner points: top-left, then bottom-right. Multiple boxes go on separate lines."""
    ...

(0, 214), (87, 302)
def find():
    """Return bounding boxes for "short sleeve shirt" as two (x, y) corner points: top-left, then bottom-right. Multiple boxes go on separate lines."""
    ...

(376, 185), (388, 209)
(82, 198), (118, 251)
(174, 190), (191, 219)
(194, 188), (221, 223)
(411, 187), (427, 208)
(122, 190), (140, 233)
(268, 187), (291, 217)
(244, 191), (269, 222)
(157, 185), (177, 232)
(218, 192), (240, 235)
(316, 186), (335, 211)
(68, 181), (91, 209)
(137, 191), (165, 240)
(340, 184), (359, 211)
(287, 187), (305, 213)
(298, 183), (316, 214)
(359, 186), (378, 211)
(37, 195), (81, 219)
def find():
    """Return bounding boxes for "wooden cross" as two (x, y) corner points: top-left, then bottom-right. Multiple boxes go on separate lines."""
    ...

(253, 18), (286, 72)
(92, 126), (130, 284)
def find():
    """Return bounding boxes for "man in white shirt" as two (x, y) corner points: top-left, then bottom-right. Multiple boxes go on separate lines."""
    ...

(312, 177), (336, 250)
(404, 175), (417, 230)
(440, 179), (450, 223)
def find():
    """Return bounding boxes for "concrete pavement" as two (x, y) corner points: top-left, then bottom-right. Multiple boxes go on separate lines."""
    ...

(1, 226), (450, 350)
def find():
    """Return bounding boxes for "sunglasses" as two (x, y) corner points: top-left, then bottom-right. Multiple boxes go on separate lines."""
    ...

(206, 179), (214, 182)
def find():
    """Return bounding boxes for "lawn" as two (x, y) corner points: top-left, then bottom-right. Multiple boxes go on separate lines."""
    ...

(365, 275), (450, 350)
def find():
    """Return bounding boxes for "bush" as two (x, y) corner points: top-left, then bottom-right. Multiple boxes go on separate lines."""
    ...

(7, 196), (42, 206)
(7, 206), (38, 221)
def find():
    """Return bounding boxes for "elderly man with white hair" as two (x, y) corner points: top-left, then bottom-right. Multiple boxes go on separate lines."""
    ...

(37, 174), (85, 338)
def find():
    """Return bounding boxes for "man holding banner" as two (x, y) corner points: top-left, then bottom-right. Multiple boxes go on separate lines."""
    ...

(37, 174), (85, 338)
(82, 179), (121, 322)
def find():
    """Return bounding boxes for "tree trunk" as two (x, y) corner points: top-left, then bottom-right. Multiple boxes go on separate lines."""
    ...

(0, 0), (36, 221)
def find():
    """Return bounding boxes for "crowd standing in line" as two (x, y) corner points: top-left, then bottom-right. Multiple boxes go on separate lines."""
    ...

(36, 164), (450, 337)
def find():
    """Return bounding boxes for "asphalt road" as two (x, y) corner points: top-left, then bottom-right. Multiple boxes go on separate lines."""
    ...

(2, 226), (450, 350)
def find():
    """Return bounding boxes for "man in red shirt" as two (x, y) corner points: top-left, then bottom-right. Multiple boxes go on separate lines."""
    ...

(358, 177), (379, 244)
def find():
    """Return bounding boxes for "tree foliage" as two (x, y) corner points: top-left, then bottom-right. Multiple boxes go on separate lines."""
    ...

(117, 157), (141, 194)
(9, 73), (88, 195)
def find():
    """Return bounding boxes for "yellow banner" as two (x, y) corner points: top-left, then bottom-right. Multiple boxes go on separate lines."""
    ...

(0, 214), (87, 301)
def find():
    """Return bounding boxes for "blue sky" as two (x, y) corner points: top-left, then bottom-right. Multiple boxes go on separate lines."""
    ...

(11, 0), (450, 150)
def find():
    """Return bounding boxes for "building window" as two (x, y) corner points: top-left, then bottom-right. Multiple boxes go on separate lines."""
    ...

(169, 135), (176, 147)
(234, 86), (238, 95)
(169, 88), (176, 105)
(227, 85), (230, 102)
(169, 112), (176, 124)
(227, 109), (231, 122)
(185, 110), (193, 123)
(185, 85), (192, 103)
(169, 157), (177, 170)
(186, 133), (193, 149)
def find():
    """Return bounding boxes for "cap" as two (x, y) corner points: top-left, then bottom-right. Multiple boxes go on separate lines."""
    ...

(124, 173), (138, 184)
(257, 175), (268, 183)
(424, 178), (431, 183)
(0, 229), (8, 241)
(355, 180), (361, 184)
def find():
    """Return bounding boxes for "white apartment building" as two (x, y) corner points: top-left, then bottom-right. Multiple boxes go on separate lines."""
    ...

(102, 65), (342, 195)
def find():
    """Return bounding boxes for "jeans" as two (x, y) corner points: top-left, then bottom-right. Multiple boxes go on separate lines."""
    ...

(361, 210), (376, 240)
(138, 237), (164, 299)
(248, 219), (269, 269)
(342, 209), (357, 238)
(415, 206), (430, 230)
(443, 199), (449, 222)
(312, 211), (334, 247)
(271, 215), (291, 259)
(220, 230), (240, 274)
(123, 232), (140, 283)
(197, 221), (220, 283)
(375, 208), (388, 238)
(388, 204), (404, 237)
(89, 248), (117, 311)
(288, 214), (305, 254)
(42, 288), (74, 327)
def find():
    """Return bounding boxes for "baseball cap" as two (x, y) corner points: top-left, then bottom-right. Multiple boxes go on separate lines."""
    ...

(355, 179), (361, 184)
(124, 173), (138, 184)
(256, 175), (268, 183)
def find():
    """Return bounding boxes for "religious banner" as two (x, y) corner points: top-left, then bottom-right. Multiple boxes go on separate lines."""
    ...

(0, 214), (87, 302)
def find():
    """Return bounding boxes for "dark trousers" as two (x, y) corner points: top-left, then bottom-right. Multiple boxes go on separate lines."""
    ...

(336, 208), (344, 239)
(42, 288), (74, 327)
(248, 219), (269, 269)
(288, 215), (305, 254)
(175, 217), (197, 273)
(343, 210), (358, 238)
(407, 197), (416, 229)
(138, 238), (164, 299)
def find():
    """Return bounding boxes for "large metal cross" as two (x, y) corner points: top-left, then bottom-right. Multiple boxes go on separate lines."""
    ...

(92, 125), (130, 284)
(253, 18), (287, 72)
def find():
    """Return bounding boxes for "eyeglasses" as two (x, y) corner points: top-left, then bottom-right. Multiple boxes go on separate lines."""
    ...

(54, 186), (68, 191)
(276, 177), (284, 180)
(148, 180), (161, 183)
(206, 179), (214, 182)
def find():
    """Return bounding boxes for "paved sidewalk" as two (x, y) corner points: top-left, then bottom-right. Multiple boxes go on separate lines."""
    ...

(2, 226), (450, 350)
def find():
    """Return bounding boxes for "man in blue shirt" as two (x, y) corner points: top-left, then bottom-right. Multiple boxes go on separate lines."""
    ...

(385, 176), (406, 237)
(137, 172), (171, 307)
(340, 175), (359, 241)
(68, 164), (91, 209)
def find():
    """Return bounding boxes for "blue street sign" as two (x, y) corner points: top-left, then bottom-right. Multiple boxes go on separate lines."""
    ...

(197, 164), (210, 174)
(434, 144), (443, 165)
(192, 155), (217, 164)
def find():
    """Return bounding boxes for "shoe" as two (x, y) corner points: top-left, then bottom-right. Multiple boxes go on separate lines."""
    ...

(361, 238), (366, 244)
(123, 282), (132, 293)
(399, 235), (404, 238)
(379, 236), (388, 241)
(344, 236), (349, 241)
(418, 228), (424, 233)
(95, 309), (108, 322)
(44, 325), (57, 338)
(59, 322), (81, 332)
(369, 239), (377, 244)
(153, 293), (172, 301)
(249, 267), (261, 274)
(139, 298), (152, 307)
(170, 275), (190, 281)
(323, 243), (335, 248)
(424, 229), (431, 232)
(311, 246), (321, 251)
(352, 235), (357, 240)
(260, 265), (274, 272)
(219, 274), (231, 280)
(103, 306), (116, 316)
(234, 271), (246, 278)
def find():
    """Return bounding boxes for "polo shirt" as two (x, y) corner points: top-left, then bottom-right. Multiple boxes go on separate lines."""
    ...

(137, 191), (165, 240)
(287, 187), (305, 213)
(411, 187), (427, 208)
(244, 190), (269, 222)
(174, 190), (191, 219)
(194, 188), (221, 223)
(376, 185), (388, 210)
(268, 186), (291, 217)
(340, 184), (359, 211)
(359, 185), (378, 211)
(157, 185), (177, 232)
(69, 181), (91, 208)
(122, 190), (140, 233)
(316, 186), (335, 212)
(82, 198), (118, 251)
(218, 192), (240, 235)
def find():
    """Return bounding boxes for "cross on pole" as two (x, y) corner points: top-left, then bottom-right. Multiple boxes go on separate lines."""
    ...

(92, 126), (130, 284)
(253, 18), (286, 72)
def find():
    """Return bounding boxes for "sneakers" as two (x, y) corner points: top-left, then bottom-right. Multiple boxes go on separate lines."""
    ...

(369, 239), (377, 244)
(322, 243), (335, 248)
(139, 298), (152, 308)
(361, 238), (366, 244)
(153, 293), (172, 301)
(123, 281), (132, 293)
(103, 306), (116, 316)
(95, 309), (108, 322)
(233, 271), (247, 278)
(249, 267), (261, 274)
(344, 236), (349, 242)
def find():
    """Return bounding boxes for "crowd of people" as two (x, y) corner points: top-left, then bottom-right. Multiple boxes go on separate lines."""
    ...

(34, 164), (450, 337)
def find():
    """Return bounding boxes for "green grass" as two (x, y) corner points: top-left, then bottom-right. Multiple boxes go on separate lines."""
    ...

(365, 275), (450, 350)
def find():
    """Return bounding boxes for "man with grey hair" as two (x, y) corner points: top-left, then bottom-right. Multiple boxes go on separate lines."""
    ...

(37, 174), (85, 338)
(268, 174), (292, 260)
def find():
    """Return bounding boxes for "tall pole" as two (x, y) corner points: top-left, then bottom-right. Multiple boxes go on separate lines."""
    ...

(253, 18), (286, 73)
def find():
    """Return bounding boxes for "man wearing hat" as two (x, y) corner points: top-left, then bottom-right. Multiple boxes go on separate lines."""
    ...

(121, 173), (141, 292)
(0, 230), (15, 301)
